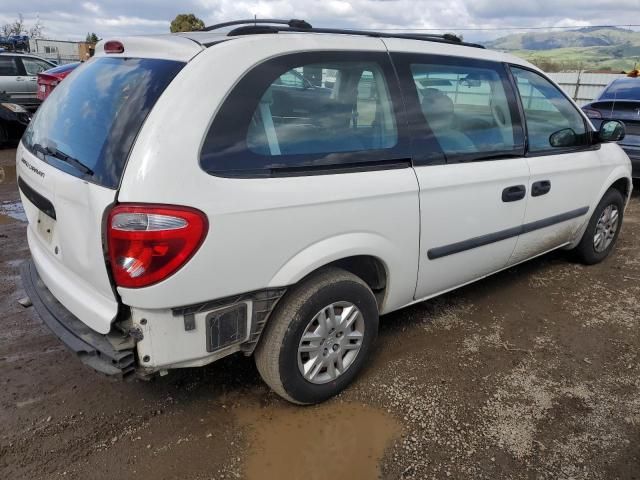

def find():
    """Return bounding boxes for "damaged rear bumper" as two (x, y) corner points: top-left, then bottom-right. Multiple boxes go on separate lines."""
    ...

(20, 259), (136, 377)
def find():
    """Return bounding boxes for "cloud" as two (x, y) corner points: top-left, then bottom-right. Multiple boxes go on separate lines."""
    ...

(100, 16), (167, 28)
(81, 2), (101, 15)
(0, 0), (638, 42)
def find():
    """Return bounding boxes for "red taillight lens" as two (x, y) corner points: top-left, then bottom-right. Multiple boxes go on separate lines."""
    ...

(38, 73), (58, 85)
(104, 40), (124, 54)
(106, 205), (208, 288)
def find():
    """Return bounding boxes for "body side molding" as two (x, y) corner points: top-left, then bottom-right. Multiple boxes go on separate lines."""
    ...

(427, 207), (589, 260)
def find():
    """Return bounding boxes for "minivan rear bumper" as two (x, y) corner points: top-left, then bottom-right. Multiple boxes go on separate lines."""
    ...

(20, 260), (136, 377)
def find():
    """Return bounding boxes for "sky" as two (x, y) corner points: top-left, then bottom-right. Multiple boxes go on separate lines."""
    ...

(1, 0), (639, 43)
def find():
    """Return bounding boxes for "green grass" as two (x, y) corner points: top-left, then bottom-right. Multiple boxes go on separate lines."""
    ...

(486, 27), (640, 72)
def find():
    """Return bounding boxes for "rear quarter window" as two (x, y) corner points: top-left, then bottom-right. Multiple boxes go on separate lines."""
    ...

(200, 51), (409, 177)
(22, 57), (184, 189)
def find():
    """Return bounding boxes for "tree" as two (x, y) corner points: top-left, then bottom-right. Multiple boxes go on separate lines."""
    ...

(86, 32), (100, 43)
(1, 13), (44, 38)
(170, 13), (204, 33)
(1, 13), (26, 36)
(11, 13), (26, 35)
(29, 16), (44, 39)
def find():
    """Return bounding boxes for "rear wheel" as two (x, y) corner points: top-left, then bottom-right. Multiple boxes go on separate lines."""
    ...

(255, 267), (379, 404)
(573, 188), (624, 265)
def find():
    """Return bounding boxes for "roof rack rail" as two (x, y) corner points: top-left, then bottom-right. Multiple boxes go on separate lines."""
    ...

(200, 18), (485, 49)
(202, 18), (312, 32)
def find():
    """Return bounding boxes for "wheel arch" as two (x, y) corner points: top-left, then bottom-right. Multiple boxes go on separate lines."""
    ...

(267, 233), (396, 312)
(569, 169), (632, 249)
(609, 176), (632, 204)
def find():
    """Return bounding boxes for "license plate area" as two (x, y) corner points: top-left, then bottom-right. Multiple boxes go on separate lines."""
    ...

(36, 210), (55, 244)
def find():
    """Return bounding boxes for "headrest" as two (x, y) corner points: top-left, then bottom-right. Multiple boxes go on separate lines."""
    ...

(421, 88), (454, 117)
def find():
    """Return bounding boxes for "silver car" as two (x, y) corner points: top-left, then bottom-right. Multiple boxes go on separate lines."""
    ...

(0, 53), (55, 110)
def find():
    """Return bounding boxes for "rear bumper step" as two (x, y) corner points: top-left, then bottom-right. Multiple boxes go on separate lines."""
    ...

(20, 260), (136, 377)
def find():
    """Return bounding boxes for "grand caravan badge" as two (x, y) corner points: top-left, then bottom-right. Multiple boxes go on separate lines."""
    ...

(21, 158), (45, 178)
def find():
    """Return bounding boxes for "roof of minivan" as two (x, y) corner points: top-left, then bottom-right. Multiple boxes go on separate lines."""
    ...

(94, 31), (538, 71)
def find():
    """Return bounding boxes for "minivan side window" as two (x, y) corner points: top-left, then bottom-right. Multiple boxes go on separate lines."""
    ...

(390, 53), (524, 164)
(0, 57), (20, 76)
(200, 52), (408, 177)
(409, 62), (519, 158)
(511, 67), (588, 153)
(248, 63), (396, 156)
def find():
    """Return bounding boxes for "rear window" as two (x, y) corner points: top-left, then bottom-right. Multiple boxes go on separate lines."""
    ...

(599, 79), (640, 101)
(22, 57), (184, 189)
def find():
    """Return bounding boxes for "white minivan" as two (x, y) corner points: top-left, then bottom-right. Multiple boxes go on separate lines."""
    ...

(18, 20), (632, 404)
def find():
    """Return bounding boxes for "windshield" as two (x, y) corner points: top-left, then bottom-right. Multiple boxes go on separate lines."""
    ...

(599, 79), (640, 101)
(23, 56), (185, 189)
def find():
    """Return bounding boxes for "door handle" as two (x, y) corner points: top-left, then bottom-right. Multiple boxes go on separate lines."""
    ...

(532, 180), (551, 197)
(502, 185), (526, 202)
(16, 77), (26, 82)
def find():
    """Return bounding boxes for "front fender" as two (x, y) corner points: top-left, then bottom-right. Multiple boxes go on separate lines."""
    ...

(568, 155), (632, 249)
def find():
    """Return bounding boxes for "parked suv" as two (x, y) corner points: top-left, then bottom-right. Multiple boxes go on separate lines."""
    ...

(0, 53), (55, 110)
(18, 20), (632, 404)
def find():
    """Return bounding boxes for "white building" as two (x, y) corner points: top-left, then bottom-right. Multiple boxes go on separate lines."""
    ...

(29, 38), (81, 64)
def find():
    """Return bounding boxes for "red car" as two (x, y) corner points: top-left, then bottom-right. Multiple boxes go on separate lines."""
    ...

(36, 62), (79, 101)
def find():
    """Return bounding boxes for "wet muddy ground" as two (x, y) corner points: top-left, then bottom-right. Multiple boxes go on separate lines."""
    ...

(1, 146), (639, 479)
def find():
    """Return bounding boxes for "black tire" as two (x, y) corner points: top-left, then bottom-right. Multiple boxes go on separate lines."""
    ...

(254, 267), (379, 404)
(573, 188), (624, 265)
(0, 124), (8, 146)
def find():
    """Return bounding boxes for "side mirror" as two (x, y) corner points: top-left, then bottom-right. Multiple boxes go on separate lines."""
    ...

(549, 128), (577, 148)
(598, 120), (625, 143)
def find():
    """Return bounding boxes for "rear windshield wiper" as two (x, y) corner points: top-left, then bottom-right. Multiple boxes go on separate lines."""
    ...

(32, 143), (94, 176)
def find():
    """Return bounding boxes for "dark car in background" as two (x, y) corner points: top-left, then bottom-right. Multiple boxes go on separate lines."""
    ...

(583, 76), (640, 178)
(0, 92), (32, 146)
(37, 62), (80, 101)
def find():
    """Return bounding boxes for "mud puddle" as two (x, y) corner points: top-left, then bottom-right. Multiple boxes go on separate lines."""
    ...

(236, 401), (400, 480)
(0, 164), (16, 185)
(0, 200), (26, 224)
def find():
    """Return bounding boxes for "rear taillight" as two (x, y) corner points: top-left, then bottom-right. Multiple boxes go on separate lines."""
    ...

(38, 73), (58, 85)
(106, 204), (208, 288)
(583, 107), (602, 119)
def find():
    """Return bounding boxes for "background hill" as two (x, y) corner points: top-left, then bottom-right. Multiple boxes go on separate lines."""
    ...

(484, 27), (640, 72)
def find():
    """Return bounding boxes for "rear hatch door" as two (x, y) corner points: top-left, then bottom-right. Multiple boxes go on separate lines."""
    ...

(18, 54), (187, 334)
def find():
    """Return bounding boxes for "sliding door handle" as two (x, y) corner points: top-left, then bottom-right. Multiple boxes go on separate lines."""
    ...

(502, 185), (526, 202)
(532, 180), (551, 197)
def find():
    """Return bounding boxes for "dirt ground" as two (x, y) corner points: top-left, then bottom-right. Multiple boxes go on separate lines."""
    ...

(1, 146), (639, 480)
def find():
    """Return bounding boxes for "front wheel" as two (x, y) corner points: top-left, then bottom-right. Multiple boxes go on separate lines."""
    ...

(255, 267), (379, 404)
(572, 188), (624, 265)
